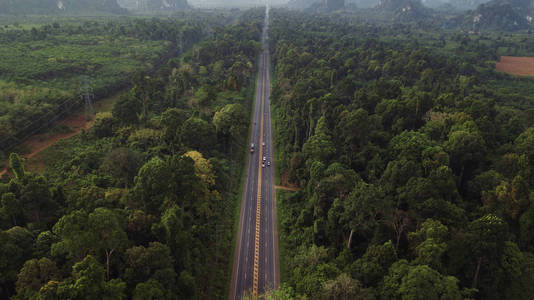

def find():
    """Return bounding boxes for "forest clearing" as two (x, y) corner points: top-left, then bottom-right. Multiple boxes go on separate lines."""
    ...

(496, 56), (534, 77)
(0, 95), (118, 175)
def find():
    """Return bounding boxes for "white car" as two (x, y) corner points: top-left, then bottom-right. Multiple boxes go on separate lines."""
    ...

(263, 156), (266, 162)
(262, 163), (265, 168)
(262, 142), (265, 146)
(267, 161), (271, 166)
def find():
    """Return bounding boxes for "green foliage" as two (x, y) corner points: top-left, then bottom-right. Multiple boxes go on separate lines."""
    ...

(161, 108), (188, 154)
(133, 279), (166, 300)
(0, 13), (254, 293)
(213, 103), (249, 146)
(55, 255), (126, 300)
(381, 261), (462, 300)
(351, 241), (397, 287)
(181, 117), (216, 153)
(321, 273), (369, 300)
(101, 148), (142, 189)
(270, 8), (534, 300)
(0, 230), (27, 289)
(1, 192), (23, 227)
(302, 116), (335, 165)
(124, 242), (175, 291)
(113, 95), (142, 125)
(409, 219), (448, 271)
(0, 16), (207, 154)
(15, 257), (59, 299)
(9, 153), (25, 181)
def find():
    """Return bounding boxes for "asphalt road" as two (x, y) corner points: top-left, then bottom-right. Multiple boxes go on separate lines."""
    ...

(229, 6), (279, 299)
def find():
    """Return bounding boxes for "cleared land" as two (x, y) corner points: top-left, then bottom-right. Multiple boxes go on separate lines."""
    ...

(496, 56), (534, 76)
(0, 19), (175, 167)
(0, 93), (119, 175)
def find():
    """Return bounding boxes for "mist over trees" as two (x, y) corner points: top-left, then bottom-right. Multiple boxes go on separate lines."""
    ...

(0, 0), (127, 14)
(117, 0), (190, 10)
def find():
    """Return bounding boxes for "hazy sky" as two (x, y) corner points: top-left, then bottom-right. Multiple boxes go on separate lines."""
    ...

(188, 0), (290, 8)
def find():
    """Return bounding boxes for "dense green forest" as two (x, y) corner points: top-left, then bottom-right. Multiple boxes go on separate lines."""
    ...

(0, 9), (264, 299)
(4, 4), (534, 299)
(0, 16), (213, 165)
(270, 9), (534, 299)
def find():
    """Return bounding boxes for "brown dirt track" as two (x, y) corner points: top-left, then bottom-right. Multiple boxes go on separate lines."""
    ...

(0, 93), (120, 176)
(496, 56), (534, 77)
(275, 185), (299, 192)
(0, 112), (90, 176)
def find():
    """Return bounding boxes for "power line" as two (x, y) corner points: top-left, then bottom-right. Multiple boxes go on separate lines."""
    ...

(0, 94), (79, 152)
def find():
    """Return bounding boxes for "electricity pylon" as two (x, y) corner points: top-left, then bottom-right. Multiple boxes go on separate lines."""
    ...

(80, 76), (94, 121)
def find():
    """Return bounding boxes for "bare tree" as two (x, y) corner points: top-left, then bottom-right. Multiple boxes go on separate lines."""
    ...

(392, 209), (409, 251)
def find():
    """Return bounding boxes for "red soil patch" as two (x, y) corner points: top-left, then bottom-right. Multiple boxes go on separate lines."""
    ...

(0, 111), (90, 176)
(23, 112), (89, 160)
(496, 56), (534, 77)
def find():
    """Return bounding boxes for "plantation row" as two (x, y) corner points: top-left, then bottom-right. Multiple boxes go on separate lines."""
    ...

(0, 16), (208, 162)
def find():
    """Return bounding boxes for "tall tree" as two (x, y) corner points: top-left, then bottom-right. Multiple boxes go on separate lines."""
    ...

(56, 255), (126, 300)
(9, 153), (25, 181)
(303, 116), (335, 166)
(88, 208), (128, 281)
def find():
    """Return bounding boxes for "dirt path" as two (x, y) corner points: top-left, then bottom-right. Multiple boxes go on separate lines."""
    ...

(0, 111), (91, 176)
(275, 185), (299, 192)
(0, 93), (120, 176)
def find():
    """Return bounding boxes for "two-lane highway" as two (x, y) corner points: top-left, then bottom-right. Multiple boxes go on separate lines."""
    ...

(229, 5), (279, 299)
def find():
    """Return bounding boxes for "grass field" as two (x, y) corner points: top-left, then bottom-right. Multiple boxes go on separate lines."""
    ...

(0, 17), (180, 162)
(0, 34), (169, 92)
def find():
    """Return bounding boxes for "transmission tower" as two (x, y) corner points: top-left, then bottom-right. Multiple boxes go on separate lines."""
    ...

(80, 76), (94, 121)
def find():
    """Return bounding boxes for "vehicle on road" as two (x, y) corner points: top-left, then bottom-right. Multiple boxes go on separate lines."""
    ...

(262, 163), (265, 168)
(263, 156), (266, 161)
(262, 142), (265, 146)
(250, 143), (255, 153)
(267, 161), (270, 166)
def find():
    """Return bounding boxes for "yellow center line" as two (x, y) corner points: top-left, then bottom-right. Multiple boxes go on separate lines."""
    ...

(252, 50), (266, 298)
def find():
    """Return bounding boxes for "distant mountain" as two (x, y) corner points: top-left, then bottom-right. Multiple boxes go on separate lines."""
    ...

(375, 0), (431, 20)
(321, 0), (345, 10)
(346, 0), (379, 8)
(287, 0), (345, 12)
(370, 0), (492, 11)
(449, 0), (491, 10)
(117, 0), (138, 9)
(117, 0), (189, 10)
(0, 0), (127, 14)
(458, 0), (534, 31)
(286, 0), (316, 9)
